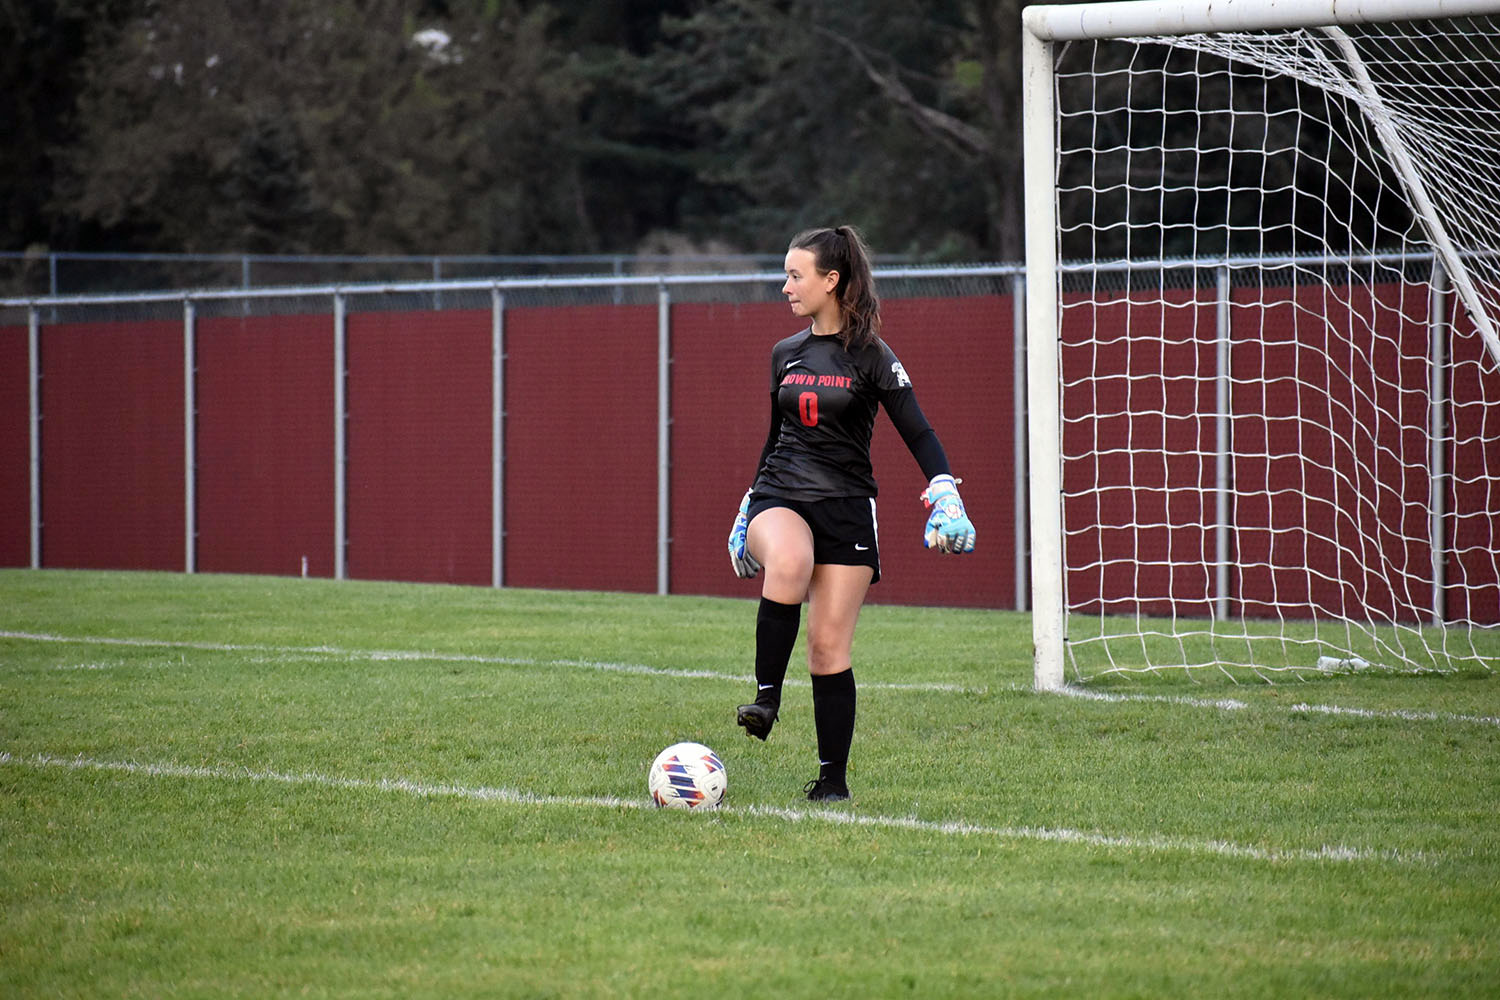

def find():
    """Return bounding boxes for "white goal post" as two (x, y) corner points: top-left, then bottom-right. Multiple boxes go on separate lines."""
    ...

(1023, 0), (1500, 689)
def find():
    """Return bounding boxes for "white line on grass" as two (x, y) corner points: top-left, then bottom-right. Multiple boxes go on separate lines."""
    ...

(1053, 687), (1251, 712)
(1282, 701), (1500, 727)
(1051, 684), (1500, 728)
(0, 750), (1413, 866)
(6, 630), (1493, 726)
(0, 630), (977, 694)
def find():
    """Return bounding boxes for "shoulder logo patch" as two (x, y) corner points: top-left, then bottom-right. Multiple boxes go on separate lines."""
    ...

(891, 361), (912, 387)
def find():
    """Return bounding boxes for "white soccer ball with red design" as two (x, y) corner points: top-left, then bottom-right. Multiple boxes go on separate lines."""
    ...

(647, 741), (726, 809)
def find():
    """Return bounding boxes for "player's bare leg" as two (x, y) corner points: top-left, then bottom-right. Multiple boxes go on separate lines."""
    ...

(749, 507), (814, 605)
(805, 563), (872, 677)
(801, 563), (872, 801)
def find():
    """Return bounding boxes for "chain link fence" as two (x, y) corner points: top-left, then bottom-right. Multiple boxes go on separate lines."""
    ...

(0, 250), (934, 297)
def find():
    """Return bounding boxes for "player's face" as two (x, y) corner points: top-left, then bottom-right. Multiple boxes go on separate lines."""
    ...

(782, 248), (839, 320)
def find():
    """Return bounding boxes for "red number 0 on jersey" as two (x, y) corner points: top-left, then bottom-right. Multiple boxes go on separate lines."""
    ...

(798, 391), (818, 427)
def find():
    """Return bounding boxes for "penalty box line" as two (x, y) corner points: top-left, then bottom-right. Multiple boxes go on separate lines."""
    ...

(5, 630), (1494, 727)
(0, 750), (1415, 867)
(0, 629), (977, 694)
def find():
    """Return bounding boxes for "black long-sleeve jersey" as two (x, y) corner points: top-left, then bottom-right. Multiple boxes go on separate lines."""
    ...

(751, 328), (950, 500)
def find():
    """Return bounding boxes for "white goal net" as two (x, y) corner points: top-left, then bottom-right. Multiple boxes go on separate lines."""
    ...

(1023, 0), (1500, 686)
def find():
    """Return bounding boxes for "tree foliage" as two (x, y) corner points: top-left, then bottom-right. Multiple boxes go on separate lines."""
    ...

(13, 0), (1028, 259)
(1, 0), (140, 251)
(646, 0), (1025, 259)
(55, 0), (593, 254)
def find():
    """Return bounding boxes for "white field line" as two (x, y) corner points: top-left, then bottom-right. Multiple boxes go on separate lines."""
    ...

(1052, 684), (1500, 729)
(0, 629), (976, 694)
(0, 750), (1412, 866)
(5, 629), (1494, 727)
(1055, 687), (1253, 712)
(1281, 701), (1500, 727)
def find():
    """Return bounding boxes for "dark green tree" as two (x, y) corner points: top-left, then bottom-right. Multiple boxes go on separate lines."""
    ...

(55, 0), (595, 254)
(33, 0), (1030, 259)
(0, 0), (139, 250)
(644, 0), (1025, 259)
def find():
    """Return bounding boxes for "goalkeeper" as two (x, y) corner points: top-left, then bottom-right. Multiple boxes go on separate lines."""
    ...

(726, 225), (975, 803)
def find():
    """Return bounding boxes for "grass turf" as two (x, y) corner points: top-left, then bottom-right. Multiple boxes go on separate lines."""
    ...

(1, 569), (1497, 997)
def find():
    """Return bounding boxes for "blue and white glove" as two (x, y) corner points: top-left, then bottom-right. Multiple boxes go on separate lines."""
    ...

(728, 489), (762, 578)
(920, 475), (976, 554)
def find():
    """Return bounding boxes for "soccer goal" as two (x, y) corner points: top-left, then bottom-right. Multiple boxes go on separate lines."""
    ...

(1022, 0), (1500, 688)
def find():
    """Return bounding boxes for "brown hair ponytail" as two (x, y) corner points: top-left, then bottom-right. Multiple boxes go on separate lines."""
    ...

(788, 225), (882, 351)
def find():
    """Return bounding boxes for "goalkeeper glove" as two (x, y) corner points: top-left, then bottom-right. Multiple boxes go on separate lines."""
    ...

(728, 489), (762, 578)
(920, 474), (975, 554)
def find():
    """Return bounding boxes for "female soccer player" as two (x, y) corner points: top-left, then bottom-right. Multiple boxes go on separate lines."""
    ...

(726, 225), (975, 801)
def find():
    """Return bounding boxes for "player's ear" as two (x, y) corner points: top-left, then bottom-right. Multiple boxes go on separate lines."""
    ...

(823, 268), (840, 294)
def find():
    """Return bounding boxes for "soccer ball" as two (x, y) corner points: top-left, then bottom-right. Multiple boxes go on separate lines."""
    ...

(647, 741), (726, 809)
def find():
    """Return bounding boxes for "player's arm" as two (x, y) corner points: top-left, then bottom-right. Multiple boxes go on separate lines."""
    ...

(882, 387), (949, 481)
(883, 388), (976, 554)
(755, 389), (783, 478)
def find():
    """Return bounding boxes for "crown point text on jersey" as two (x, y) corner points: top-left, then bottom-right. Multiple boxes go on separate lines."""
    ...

(781, 373), (853, 389)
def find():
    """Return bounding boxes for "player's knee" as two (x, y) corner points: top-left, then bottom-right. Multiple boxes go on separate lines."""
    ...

(806, 636), (851, 676)
(762, 548), (813, 591)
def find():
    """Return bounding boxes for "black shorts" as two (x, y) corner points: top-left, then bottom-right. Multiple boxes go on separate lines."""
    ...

(747, 493), (881, 583)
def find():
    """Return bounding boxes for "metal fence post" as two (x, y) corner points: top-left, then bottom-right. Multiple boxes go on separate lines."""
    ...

(1215, 265), (1232, 622)
(1012, 272), (1029, 611)
(1429, 260), (1450, 626)
(334, 292), (348, 581)
(184, 297), (197, 573)
(657, 281), (671, 596)
(492, 285), (505, 589)
(28, 306), (41, 569)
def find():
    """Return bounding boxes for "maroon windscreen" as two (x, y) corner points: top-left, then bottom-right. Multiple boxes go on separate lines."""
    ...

(40, 320), (185, 570)
(196, 313), (336, 578)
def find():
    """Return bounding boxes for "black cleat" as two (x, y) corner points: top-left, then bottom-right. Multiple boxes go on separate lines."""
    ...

(736, 702), (778, 741)
(803, 777), (851, 802)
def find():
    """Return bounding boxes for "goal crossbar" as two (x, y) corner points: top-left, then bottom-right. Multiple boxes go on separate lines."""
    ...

(1024, 0), (1500, 41)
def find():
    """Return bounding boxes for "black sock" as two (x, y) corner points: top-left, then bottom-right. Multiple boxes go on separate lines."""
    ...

(753, 597), (800, 711)
(811, 669), (856, 787)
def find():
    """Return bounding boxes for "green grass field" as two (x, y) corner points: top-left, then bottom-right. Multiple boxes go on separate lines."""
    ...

(2, 569), (1497, 997)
